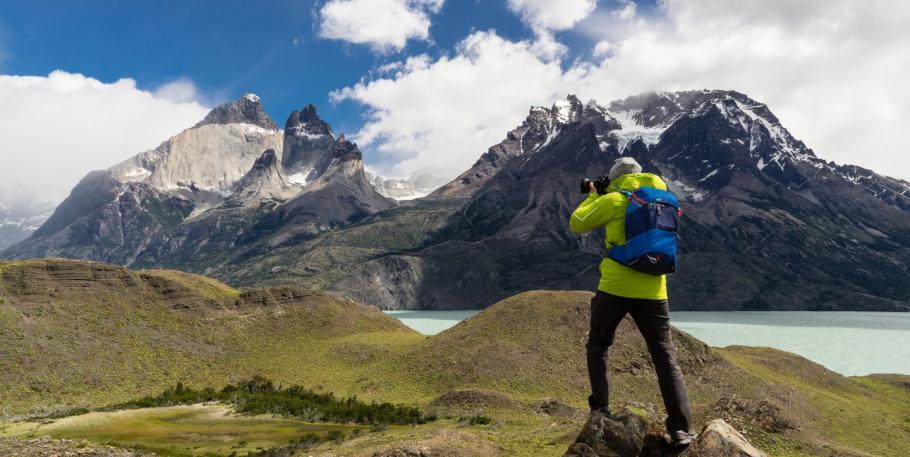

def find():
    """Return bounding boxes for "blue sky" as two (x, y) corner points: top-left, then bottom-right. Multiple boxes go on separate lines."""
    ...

(0, 0), (908, 203)
(1, 0), (567, 133)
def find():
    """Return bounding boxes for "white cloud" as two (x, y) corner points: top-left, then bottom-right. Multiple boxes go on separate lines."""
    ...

(318, 0), (444, 52)
(338, 0), (910, 182)
(331, 31), (570, 178)
(592, 40), (612, 57)
(572, 0), (910, 180)
(506, 0), (598, 31)
(153, 77), (202, 104)
(506, 0), (597, 61)
(0, 70), (210, 203)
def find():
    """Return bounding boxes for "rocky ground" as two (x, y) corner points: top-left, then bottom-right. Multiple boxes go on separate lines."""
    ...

(564, 409), (765, 457)
(0, 437), (155, 457)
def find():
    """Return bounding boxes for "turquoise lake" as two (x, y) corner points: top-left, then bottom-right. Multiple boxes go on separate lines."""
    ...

(384, 310), (910, 376)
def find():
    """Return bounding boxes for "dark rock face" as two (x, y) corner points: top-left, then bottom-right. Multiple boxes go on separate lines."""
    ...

(3, 172), (193, 265)
(434, 94), (619, 197)
(332, 91), (910, 310)
(281, 104), (337, 179)
(193, 93), (277, 130)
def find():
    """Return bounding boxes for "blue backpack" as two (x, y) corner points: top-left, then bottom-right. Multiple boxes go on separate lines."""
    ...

(606, 186), (681, 276)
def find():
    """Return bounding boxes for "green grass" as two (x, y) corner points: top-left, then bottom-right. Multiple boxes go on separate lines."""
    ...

(1, 403), (363, 457)
(2, 258), (909, 456)
(102, 377), (432, 425)
(720, 347), (910, 457)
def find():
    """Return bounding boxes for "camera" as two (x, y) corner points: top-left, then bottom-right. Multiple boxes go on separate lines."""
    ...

(580, 176), (611, 195)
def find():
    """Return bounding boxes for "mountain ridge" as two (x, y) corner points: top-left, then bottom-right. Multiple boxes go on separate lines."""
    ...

(3, 90), (909, 311)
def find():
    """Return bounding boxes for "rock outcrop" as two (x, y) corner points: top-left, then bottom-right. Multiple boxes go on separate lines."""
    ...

(680, 420), (766, 457)
(0, 437), (155, 456)
(565, 410), (766, 457)
(194, 92), (277, 130)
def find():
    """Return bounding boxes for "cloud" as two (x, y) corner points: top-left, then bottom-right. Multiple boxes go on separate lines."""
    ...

(317, 0), (444, 52)
(338, 0), (910, 182)
(506, 0), (598, 31)
(330, 31), (570, 178)
(572, 0), (910, 180)
(506, 0), (597, 60)
(0, 70), (210, 203)
(153, 77), (203, 104)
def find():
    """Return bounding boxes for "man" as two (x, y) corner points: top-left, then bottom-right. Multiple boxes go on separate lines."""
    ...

(569, 157), (696, 447)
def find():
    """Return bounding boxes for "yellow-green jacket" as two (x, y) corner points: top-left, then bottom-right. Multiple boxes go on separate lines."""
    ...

(569, 172), (668, 300)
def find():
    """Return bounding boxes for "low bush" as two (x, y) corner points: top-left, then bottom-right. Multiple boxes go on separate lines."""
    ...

(108, 376), (432, 426)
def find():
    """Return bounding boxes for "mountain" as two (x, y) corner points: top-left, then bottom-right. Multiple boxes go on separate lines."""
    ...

(0, 195), (53, 250)
(2, 260), (908, 456)
(4, 90), (909, 311)
(324, 91), (910, 310)
(368, 172), (445, 200)
(2, 95), (393, 267)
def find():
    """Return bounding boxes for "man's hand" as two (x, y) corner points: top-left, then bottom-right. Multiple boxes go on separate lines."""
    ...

(588, 181), (598, 194)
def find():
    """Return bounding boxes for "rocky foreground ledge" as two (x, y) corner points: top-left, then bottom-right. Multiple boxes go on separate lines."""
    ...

(565, 409), (765, 457)
(0, 437), (155, 456)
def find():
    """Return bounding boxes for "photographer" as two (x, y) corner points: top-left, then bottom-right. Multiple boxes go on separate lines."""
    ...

(569, 157), (696, 448)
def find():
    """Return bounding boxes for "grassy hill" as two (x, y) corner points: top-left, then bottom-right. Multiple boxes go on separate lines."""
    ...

(0, 258), (419, 416)
(1, 259), (907, 456)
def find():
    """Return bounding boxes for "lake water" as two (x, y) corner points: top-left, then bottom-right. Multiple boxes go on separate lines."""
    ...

(384, 310), (910, 376)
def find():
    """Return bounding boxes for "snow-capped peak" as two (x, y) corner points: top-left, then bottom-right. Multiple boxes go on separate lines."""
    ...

(242, 93), (261, 103)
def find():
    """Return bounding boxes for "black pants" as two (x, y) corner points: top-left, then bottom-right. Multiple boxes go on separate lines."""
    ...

(586, 290), (693, 433)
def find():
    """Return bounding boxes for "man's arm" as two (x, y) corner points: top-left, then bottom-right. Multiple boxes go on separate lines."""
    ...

(569, 192), (615, 233)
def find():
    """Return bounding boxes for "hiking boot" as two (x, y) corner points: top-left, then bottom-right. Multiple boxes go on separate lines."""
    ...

(590, 406), (612, 417)
(670, 430), (697, 448)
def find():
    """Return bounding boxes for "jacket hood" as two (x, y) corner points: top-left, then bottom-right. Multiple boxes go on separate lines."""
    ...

(608, 172), (667, 193)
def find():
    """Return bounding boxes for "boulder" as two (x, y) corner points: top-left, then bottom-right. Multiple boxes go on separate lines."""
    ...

(680, 420), (766, 457)
(565, 409), (649, 457)
(565, 415), (767, 457)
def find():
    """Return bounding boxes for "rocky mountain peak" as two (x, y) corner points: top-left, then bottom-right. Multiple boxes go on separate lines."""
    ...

(194, 93), (278, 130)
(285, 104), (333, 138)
(282, 104), (337, 181)
(232, 149), (294, 200)
(552, 94), (585, 124)
(330, 135), (362, 163)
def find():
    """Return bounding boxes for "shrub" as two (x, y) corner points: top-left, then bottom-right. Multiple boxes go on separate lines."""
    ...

(106, 377), (434, 426)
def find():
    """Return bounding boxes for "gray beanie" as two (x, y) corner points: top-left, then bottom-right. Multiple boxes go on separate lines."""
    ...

(608, 157), (642, 180)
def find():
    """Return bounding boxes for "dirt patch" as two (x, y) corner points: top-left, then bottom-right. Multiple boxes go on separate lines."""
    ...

(534, 398), (583, 420)
(712, 396), (796, 433)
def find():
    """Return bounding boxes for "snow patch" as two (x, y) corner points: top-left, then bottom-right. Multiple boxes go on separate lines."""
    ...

(665, 178), (707, 202)
(287, 170), (312, 186)
(607, 109), (668, 153)
(536, 128), (561, 152)
(242, 124), (276, 134)
(124, 167), (151, 179)
(553, 99), (573, 124)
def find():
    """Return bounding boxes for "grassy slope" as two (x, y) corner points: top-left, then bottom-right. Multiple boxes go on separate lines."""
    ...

(2, 259), (908, 456)
(0, 258), (418, 416)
